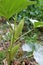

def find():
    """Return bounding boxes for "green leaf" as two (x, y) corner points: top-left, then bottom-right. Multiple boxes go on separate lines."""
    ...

(34, 22), (43, 28)
(6, 44), (20, 64)
(14, 18), (24, 41)
(39, 0), (43, 6)
(0, 0), (36, 19)
(10, 44), (20, 60)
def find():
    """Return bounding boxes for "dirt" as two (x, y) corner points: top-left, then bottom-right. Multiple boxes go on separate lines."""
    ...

(10, 58), (37, 65)
(3, 57), (37, 65)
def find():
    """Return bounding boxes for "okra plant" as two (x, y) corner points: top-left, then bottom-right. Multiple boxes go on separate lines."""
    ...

(0, 0), (36, 65)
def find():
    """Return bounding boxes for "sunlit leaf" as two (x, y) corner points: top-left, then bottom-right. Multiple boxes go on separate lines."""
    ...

(34, 22), (43, 28)
(14, 19), (24, 41)
(10, 44), (20, 60)
(0, 0), (36, 19)
(39, 0), (43, 6)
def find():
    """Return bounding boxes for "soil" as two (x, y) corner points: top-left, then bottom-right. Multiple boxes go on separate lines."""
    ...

(11, 58), (37, 65)
(3, 57), (37, 65)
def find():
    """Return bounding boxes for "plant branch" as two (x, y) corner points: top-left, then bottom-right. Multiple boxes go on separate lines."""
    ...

(14, 29), (34, 43)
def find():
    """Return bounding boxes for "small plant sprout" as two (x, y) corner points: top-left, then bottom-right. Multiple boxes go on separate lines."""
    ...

(0, 0), (36, 65)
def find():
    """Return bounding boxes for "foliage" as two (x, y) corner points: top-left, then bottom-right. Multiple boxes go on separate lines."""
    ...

(0, 0), (43, 65)
(2, 32), (12, 41)
(0, 0), (35, 19)
(4, 19), (24, 65)
(14, 19), (24, 41)
(39, 0), (43, 6)
(0, 51), (5, 65)
(17, 0), (43, 32)
(34, 22), (43, 28)
(24, 34), (38, 43)
(0, 0), (36, 64)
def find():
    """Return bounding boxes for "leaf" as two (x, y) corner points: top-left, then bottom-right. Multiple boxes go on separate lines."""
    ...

(29, 18), (43, 28)
(6, 44), (20, 64)
(10, 44), (20, 60)
(34, 22), (43, 28)
(0, 0), (36, 19)
(39, 0), (43, 6)
(14, 19), (24, 41)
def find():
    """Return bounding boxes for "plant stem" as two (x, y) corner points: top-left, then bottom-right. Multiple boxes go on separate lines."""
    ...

(14, 29), (34, 43)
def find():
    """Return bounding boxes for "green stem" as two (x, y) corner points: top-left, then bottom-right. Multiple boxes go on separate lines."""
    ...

(14, 29), (34, 43)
